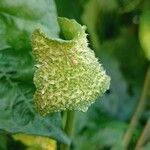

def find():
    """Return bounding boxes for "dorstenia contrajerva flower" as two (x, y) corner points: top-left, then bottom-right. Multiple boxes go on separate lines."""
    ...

(32, 17), (110, 116)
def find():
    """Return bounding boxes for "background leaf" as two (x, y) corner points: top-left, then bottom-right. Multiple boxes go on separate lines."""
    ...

(13, 133), (56, 150)
(0, 0), (69, 144)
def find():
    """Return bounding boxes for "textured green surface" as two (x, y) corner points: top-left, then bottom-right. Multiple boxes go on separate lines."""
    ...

(32, 17), (110, 116)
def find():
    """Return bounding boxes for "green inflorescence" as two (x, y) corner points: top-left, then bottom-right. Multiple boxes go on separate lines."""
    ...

(32, 17), (110, 116)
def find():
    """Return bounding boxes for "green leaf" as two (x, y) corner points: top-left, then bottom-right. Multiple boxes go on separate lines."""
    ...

(13, 133), (56, 150)
(0, 0), (69, 144)
(73, 110), (127, 150)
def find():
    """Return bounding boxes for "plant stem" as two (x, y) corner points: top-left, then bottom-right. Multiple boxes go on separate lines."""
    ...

(61, 111), (75, 150)
(62, 111), (68, 129)
(134, 117), (150, 150)
(122, 66), (150, 148)
(64, 111), (75, 138)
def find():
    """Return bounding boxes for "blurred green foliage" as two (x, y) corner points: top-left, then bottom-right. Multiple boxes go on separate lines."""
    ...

(0, 0), (150, 150)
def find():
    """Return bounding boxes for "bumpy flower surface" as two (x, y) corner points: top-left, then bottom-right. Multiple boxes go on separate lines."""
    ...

(32, 17), (110, 116)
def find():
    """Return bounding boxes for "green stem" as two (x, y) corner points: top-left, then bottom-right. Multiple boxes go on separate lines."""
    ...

(62, 111), (68, 129)
(135, 117), (150, 150)
(122, 66), (150, 148)
(61, 111), (75, 150)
